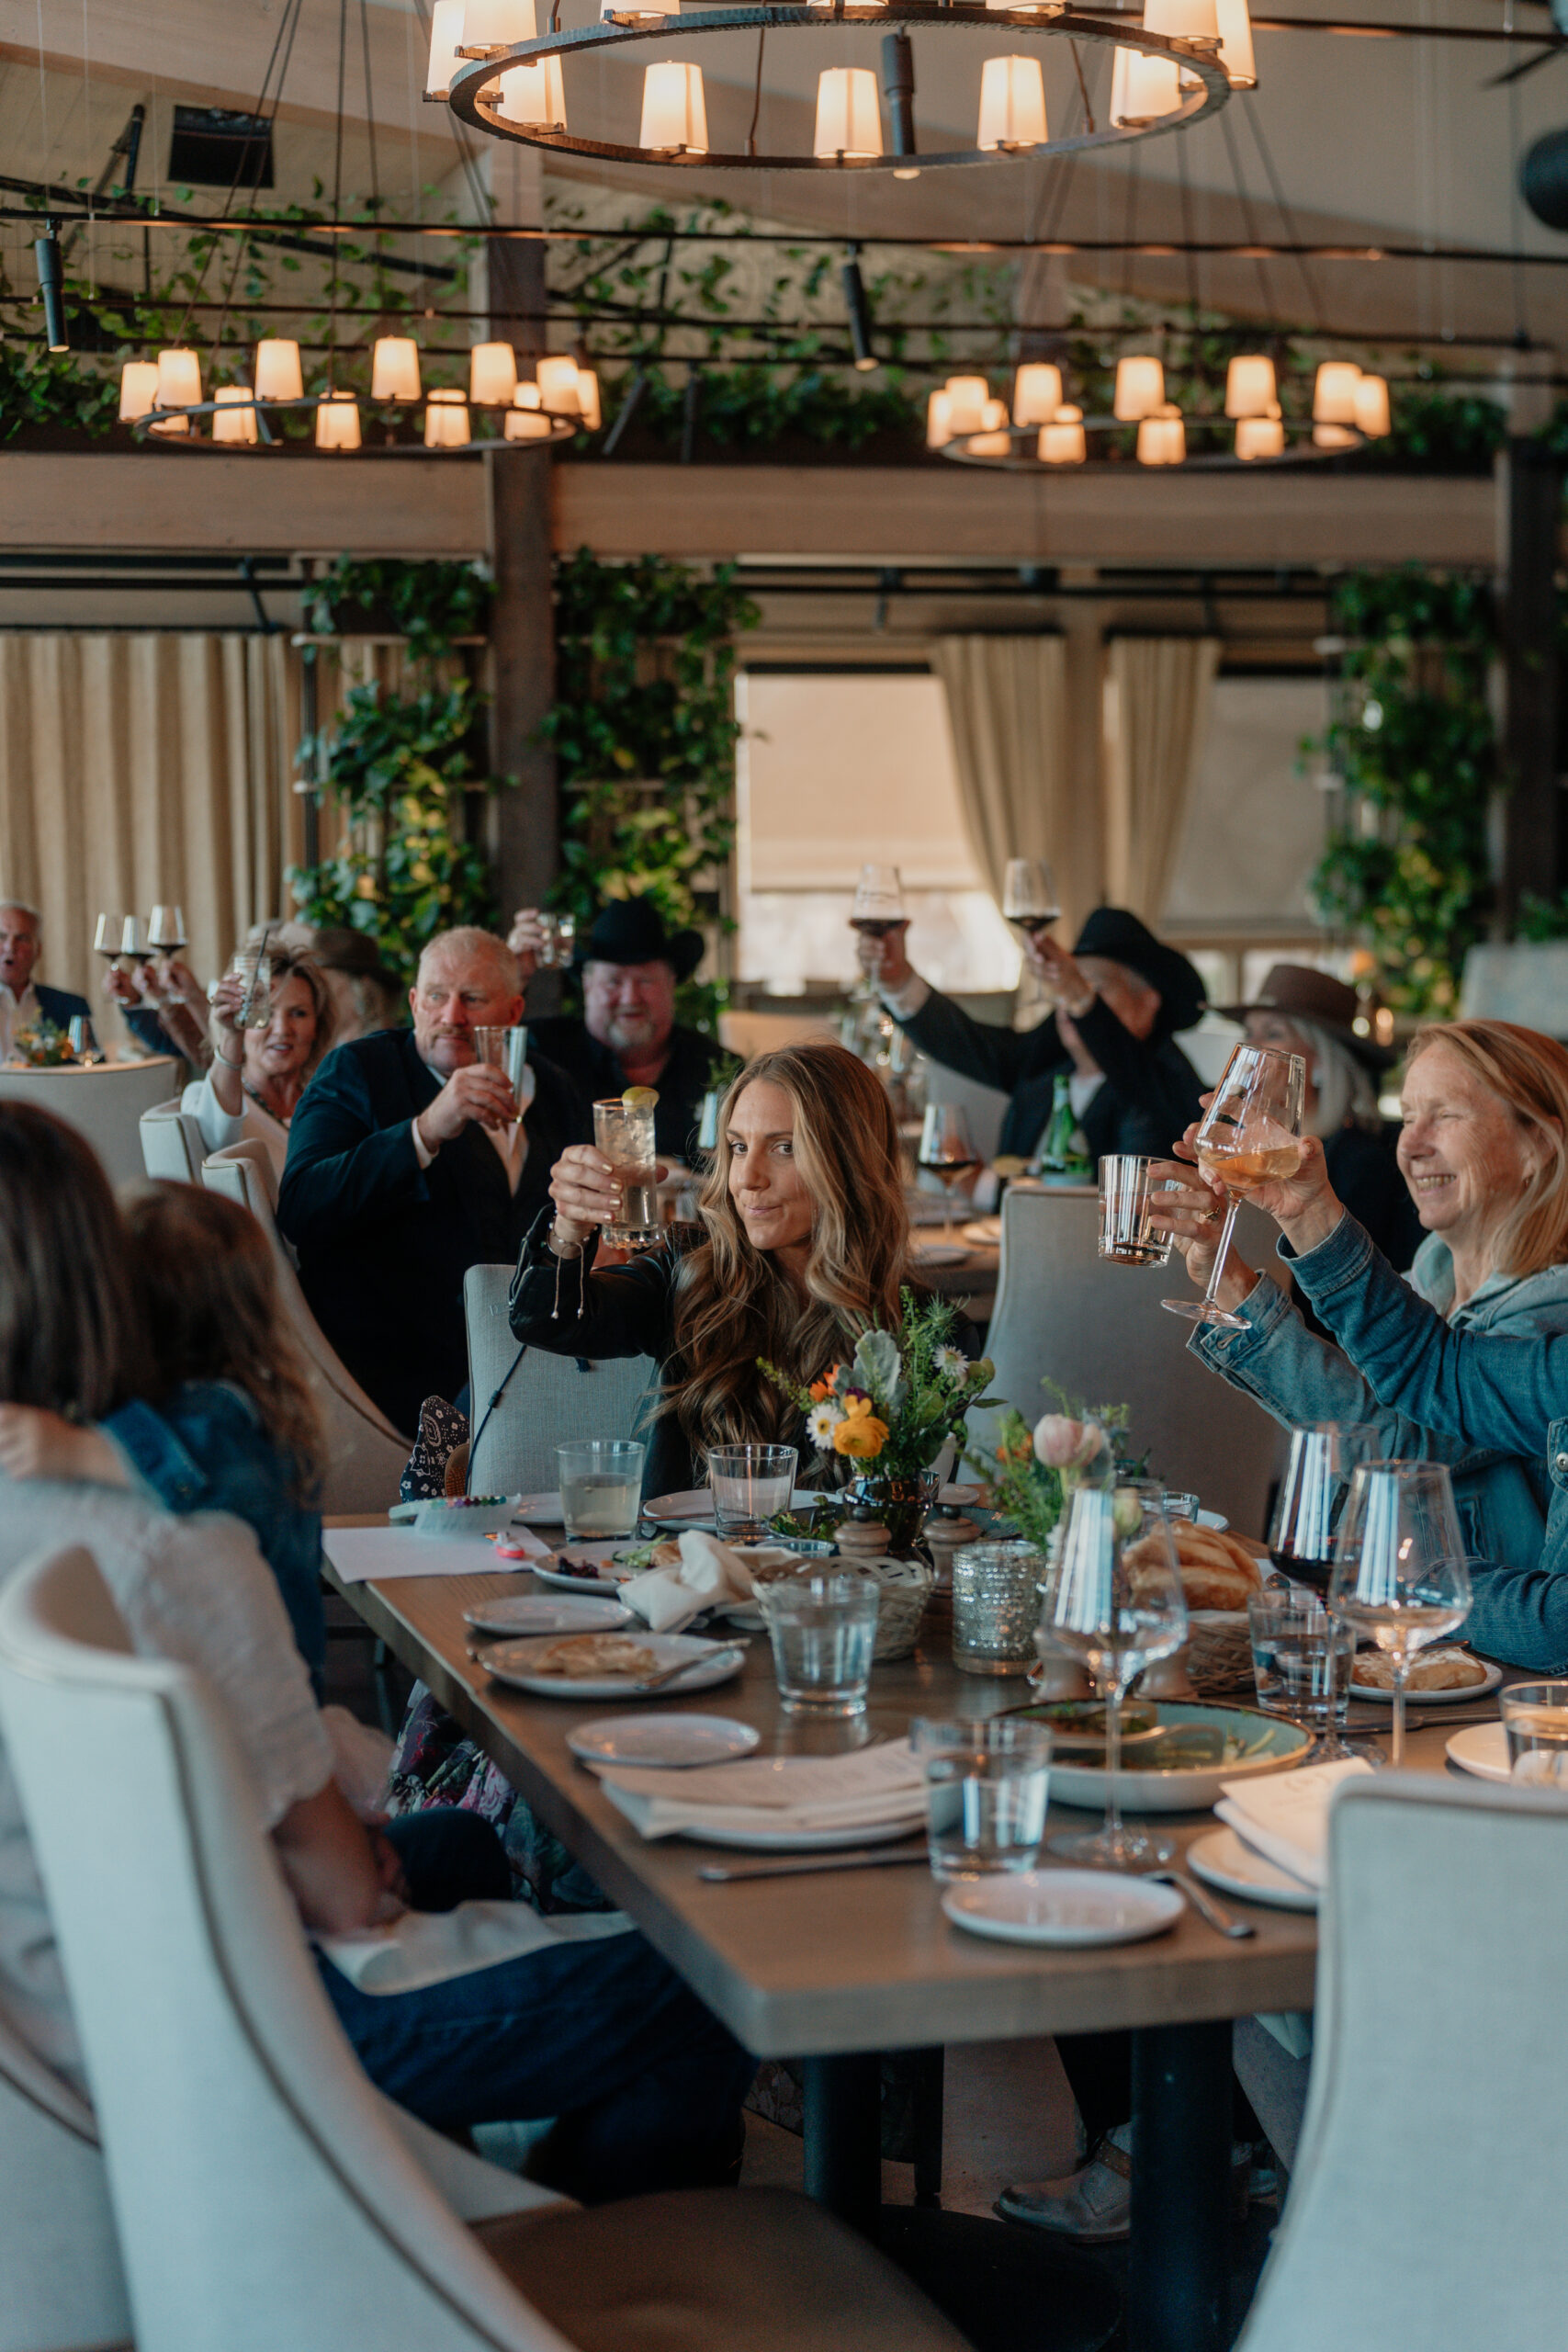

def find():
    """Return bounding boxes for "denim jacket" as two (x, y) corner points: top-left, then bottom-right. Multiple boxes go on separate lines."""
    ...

(103, 1382), (326, 1693)
(1281, 1216), (1568, 1674)
(1190, 1234), (1568, 1586)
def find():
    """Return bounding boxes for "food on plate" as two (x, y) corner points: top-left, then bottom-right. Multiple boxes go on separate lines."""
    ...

(1353, 1645), (1487, 1693)
(525, 1634), (660, 1680)
(767, 1504), (846, 1543)
(1127, 1521), (1265, 1614)
(613, 1539), (682, 1573)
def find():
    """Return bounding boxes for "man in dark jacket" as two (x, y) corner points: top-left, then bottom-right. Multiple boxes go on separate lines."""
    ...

(0, 901), (92, 1057)
(509, 899), (725, 1164)
(861, 904), (1207, 1167)
(277, 926), (588, 1436)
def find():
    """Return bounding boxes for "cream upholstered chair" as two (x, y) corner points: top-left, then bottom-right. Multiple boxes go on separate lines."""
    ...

(201, 1139), (411, 1510)
(1238, 1772), (1568, 2347)
(0, 2008), (130, 2352)
(139, 1096), (209, 1185)
(968, 1183), (1285, 1533)
(464, 1267), (657, 1495)
(0, 1544), (972, 2352)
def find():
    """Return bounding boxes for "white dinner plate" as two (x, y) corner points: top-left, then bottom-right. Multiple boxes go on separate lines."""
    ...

(568, 1713), (761, 1767)
(479, 1633), (743, 1701)
(1446, 1722), (1511, 1782)
(530, 1549), (641, 1593)
(1042, 1701), (1311, 1814)
(1349, 1656), (1503, 1705)
(641, 1487), (820, 1531)
(676, 1813), (928, 1853)
(464, 1594), (631, 1636)
(942, 1869), (1184, 1949)
(1187, 1826), (1318, 1913)
(911, 1242), (968, 1268)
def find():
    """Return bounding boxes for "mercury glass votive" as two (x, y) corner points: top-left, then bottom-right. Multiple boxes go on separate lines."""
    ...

(952, 1541), (1045, 1677)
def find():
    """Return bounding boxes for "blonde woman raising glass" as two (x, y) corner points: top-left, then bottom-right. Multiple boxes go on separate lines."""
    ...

(187, 945), (335, 1175)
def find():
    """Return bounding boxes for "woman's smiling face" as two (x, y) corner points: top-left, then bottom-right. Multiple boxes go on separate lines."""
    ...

(1397, 1037), (1550, 1253)
(726, 1080), (815, 1257)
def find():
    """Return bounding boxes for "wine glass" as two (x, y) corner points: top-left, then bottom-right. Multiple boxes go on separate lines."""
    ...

(918, 1102), (980, 1243)
(93, 913), (128, 967)
(1000, 858), (1062, 936)
(1327, 1460), (1472, 1768)
(1161, 1042), (1305, 1332)
(147, 904), (187, 1001)
(1268, 1422), (1382, 1597)
(1043, 1484), (1189, 1869)
(849, 864), (907, 1003)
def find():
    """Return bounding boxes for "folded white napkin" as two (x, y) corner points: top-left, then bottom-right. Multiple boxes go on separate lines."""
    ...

(317, 1902), (634, 1996)
(593, 1737), (927, 1842)
(619, 1532), (797, 1634)
(1214, 1756), (1374, 1890)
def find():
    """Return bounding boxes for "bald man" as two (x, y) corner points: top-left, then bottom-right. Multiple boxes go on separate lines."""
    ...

(0, 902), (91, 1060)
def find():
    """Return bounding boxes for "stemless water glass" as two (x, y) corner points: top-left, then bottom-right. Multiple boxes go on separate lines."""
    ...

(914, 1717), (1053, 1880)
(473, 1024), (530, 1122)
(1247, 1593), (1359, 1762)
(1162, 1043), (1305, 1332)
(760, 1573), (880, 1716)
(592, 1096), (661, 1250)
(228, 943), (275, 1031)
(1041, 1484), (1189, 1869)
(707, 1443), (797, 1541)
(1099, 1154), (1176, 1268)
(1501, 1682), (1568, 1785)
(535, 911), (577, 970)
(1327, 1460), (1472, 1768)
(556, 1440), (646, 1541)
(1268, 1422), (1382, 1595)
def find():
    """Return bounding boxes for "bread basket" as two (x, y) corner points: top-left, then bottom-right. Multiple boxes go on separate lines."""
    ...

(1182, 1610), (1256, 1696)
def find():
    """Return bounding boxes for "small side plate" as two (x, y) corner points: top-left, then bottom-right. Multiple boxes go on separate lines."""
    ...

(1187, 1826), (1317, 1913)
(1446, 1722), (1511, 1782)
(568, 1713), (761, 1767)
(465, 1595), (630, 1637)
(943, 1869), (1184, 1948)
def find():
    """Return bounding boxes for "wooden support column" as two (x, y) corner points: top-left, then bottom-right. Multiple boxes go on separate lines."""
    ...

(1495, 439), (1563, 933)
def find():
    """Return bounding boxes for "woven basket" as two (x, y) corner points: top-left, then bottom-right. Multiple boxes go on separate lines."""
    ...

(1183, 1610), (1256, 1696)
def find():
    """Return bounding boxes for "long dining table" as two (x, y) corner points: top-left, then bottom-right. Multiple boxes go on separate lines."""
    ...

(326, 1520), (1476, 2352)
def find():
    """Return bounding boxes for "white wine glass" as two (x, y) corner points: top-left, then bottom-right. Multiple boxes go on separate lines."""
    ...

(1043, 1484), (1189, 1869)
(918, 1102), (979, 1244)
(1327, 1460), (1472, 1769)
(1162, 1042), (1305, 1332)
(1000, 858), (1062, 936)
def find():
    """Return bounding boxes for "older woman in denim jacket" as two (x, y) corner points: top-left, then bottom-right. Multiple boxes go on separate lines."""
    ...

(1164, 1022), (1568, 1579)
(1156, 1021), (1568, 1671)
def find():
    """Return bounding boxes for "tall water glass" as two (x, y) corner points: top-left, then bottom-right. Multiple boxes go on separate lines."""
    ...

(1502, 1682), (1568, 1785)
(473, 1024), (530, 1122)
(1327, 1460), (1472, 1767)
(707, 1443), (797, 1541)
(1098, 1154), (1175, 1268)
(592, 1096), (660, 1250)
(556, 1440), (645, 1541)
(1247, 1593), (1358, 1762)
(914, 1717), (1053, 1880)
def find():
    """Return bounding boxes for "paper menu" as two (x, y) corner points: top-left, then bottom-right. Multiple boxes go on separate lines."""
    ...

(322, 1523), (549, 1585)
(1214, 1756), (1374, 1889)
(593, 1738), (922, 1810)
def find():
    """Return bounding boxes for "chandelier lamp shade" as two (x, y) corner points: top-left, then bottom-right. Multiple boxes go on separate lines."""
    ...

(370, 336), (422, 403)
(1235, 412), (1285, 459)
(315, 391), (363, 451)
(1224, 353), (1276, 417)
(469, 341), (520, 404)
(254, 339), (305, 401)
(118, 361), (159, 423)
(423, 389), (473, 447)
(1353, 373), (1392, 436)
(1136, 403), (1187, 466)
(442, 5), (1234, 173)
(1113, 356), (1166, 421)
(1313, 360), (1362, 424)
(211, 386), (260, 446)
(1039, 404), (1087, 463)
(1012, 363), (1064, 426)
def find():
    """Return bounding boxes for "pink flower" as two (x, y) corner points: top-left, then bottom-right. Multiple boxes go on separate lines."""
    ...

(1032, 1413), (1109, 1471)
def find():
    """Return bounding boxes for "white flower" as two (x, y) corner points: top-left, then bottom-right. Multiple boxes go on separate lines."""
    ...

(933, 1345), (967, 1383)
(807, 1401), (845, 1449)
(1033, 1413), (1110, 1471)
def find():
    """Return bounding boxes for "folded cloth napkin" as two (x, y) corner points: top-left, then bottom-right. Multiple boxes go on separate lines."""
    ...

(316, 1902), (634, 1997)
(619, 1532), (797, 1634)
(592, 1738), (928, 1842)
(1214, 1755), (1375, 1890)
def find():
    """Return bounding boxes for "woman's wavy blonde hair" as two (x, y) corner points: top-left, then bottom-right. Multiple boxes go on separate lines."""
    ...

(1405, 1018), (1568, 1278)
(667, 1039), (912, 1460)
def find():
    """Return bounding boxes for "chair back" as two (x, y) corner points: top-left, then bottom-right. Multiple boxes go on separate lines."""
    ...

(202, 1141), (412, 1509)
(0, 2006), (130, 2352)
(0, 1545), (571, 2352)
(968, 1183), (1284, 1533)
(139, 1096), (208, 1186)
(1239, 1773), (1568, 2347)
(464, 1267), (658, 1495)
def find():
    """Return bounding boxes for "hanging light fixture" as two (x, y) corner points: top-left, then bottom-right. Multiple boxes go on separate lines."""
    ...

(212, 386), (259, 446)
(157, 348), (202, 410)
(423, 388), (472, 447)
(1145, 0), (1218, 93)
(536, 355), (582, 414)
(494, 57), (567, 130)
(463, 0), (537, 45)
(967, 398), (1012, 458)
(425, 0), (468, 99)
(574, 366), (603, 431)
(1137, 403), (1186, 465)
(941, 377), (992, 437)
(1013, 364), (1065, 426)
(1109, 48), (1183, 128)
(315, 391), (362, 450)
(118, 360), (159, 422)
(1313, 361), (1361, 424)
(469, 341), (519, 404)
(1114, 356), (1165, 421)
(976, 57), (1047, 152)
(814, 68), (883, 162)
(1354, 373), (1391, 437)
(1235, 412), (1284, 460)
(34, 221), (68, 353)
(254, 339), (304, 401)
(370, 336), (422, 403)
(926, 390), (953, 450)
(1039, 405), (1087, 464)
(1214, 0), (1258, 88)
(1224, 354), (1276, 418)
(639, 62), (708, 156)
(505, 390), (554, 441)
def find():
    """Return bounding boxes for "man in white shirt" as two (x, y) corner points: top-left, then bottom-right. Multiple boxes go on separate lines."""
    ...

(0, 902), (91, 1060)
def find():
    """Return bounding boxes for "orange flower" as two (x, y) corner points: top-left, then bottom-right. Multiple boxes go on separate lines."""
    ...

(832, 1413), (888, 1462)
(808, 1379), (832, 1404)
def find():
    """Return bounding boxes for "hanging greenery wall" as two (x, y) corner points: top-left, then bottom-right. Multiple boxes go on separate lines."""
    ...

(1307, 567), (1495, 1018)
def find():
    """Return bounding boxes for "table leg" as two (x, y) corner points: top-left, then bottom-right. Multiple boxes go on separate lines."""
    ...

(1128, 2019), (1233, 2352)
(801, 2052), (882, 2233)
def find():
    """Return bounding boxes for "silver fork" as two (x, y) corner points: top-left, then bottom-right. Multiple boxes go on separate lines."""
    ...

(631, 1643), (748, 1694)
(1145, 1866), (1256, 1939)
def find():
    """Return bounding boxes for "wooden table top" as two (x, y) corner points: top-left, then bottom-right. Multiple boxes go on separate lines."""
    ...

(327, 1526), (1480, 2063)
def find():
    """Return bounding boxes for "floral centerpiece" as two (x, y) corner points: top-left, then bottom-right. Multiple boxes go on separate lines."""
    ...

(967, 1389), (1137, 1555)
(6, 1019), (74, 1069)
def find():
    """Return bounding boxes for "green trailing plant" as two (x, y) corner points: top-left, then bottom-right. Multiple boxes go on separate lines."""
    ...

(1306, 568), (1496, 1018)
(301, 557), (494, 658)
(541, 549), (759, 1032)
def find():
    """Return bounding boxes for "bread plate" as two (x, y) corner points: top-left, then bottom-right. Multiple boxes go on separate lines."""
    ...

(1348, 1654), (1502, 1705)
(478, 1632), (742, 1701)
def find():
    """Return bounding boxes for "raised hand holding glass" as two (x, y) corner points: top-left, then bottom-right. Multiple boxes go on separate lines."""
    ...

(1162, 1043), (1305, 1331)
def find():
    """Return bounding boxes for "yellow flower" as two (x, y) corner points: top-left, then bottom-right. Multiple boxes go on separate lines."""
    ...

(833, 1414), (888, 1462)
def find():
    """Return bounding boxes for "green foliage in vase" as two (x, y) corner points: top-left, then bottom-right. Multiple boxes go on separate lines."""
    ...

(1306, 568), (1495, 1017)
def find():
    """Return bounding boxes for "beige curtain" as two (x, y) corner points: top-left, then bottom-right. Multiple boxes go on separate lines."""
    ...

(0, 634), (293, 1003)
(930, 635), (1084, 933)
(1102, 636), (1221, 923)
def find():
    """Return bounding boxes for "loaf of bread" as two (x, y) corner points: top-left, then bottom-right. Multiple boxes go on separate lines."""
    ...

(1124, 1522), (1263, 1614)
(1352, 1645), (1486, 1692)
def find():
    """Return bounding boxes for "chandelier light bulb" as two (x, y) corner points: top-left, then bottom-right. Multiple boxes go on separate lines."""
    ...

(574, 367), (603, 430)
(926, 390), (953, 449)
(254, 338), (304, 401)
(976, 56), (1047, 151)
(1235, 413), (1284, 460)
(942, 376), (991, 436)
(469, 341), (519, 404)
(1109, 47), (1183, 128)
(370, 336), (421, 403)
(1113, 355), (1165, 421)
(424, 389), (472, 448)
(212, 386), (259, 446)
(814, 68), (884, 161)
(1214, 0), (1258, 87)
(1224, 353), (1276, 418)
(156, 347), (202, 409)
(1012, 363), (1064, 426)
(425, 0), (468, 99)
(1354, 372), (1391, 437)
(536, 355), (583, 413)
(1039, 405), (1087, 464)
(118, 360), (159, 422)
(639, 60), (708, 154)
(462, 0), (536, 48)
(315, 391), (362, 451)
(494, 56), (567, 129)
(967, 398), (1013, 457)
(1136, 402), (1186, 466)
(1314, 360), (1361, 424)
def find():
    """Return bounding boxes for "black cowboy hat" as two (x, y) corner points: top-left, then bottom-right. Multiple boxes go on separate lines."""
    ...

(1072, 907), (1207, 1035)
(1218, 962), (1396, 1072)
(573, 898), (705, 984)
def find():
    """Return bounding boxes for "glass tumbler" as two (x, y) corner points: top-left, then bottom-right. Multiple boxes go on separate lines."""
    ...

(1502, 1681), (1568, 1785)
(556, 1440), (645, 1542)
(1247, 1593), (1358, 1762)
(952, 1541), (1045, 1677)
(592, 1097), (661, 1250)
(707, 1443), (797, 1542)
(913, 1717), (1053, 1880)
(759, 1573), (880, 1716)
(1098, 1154), (1176, 1268)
